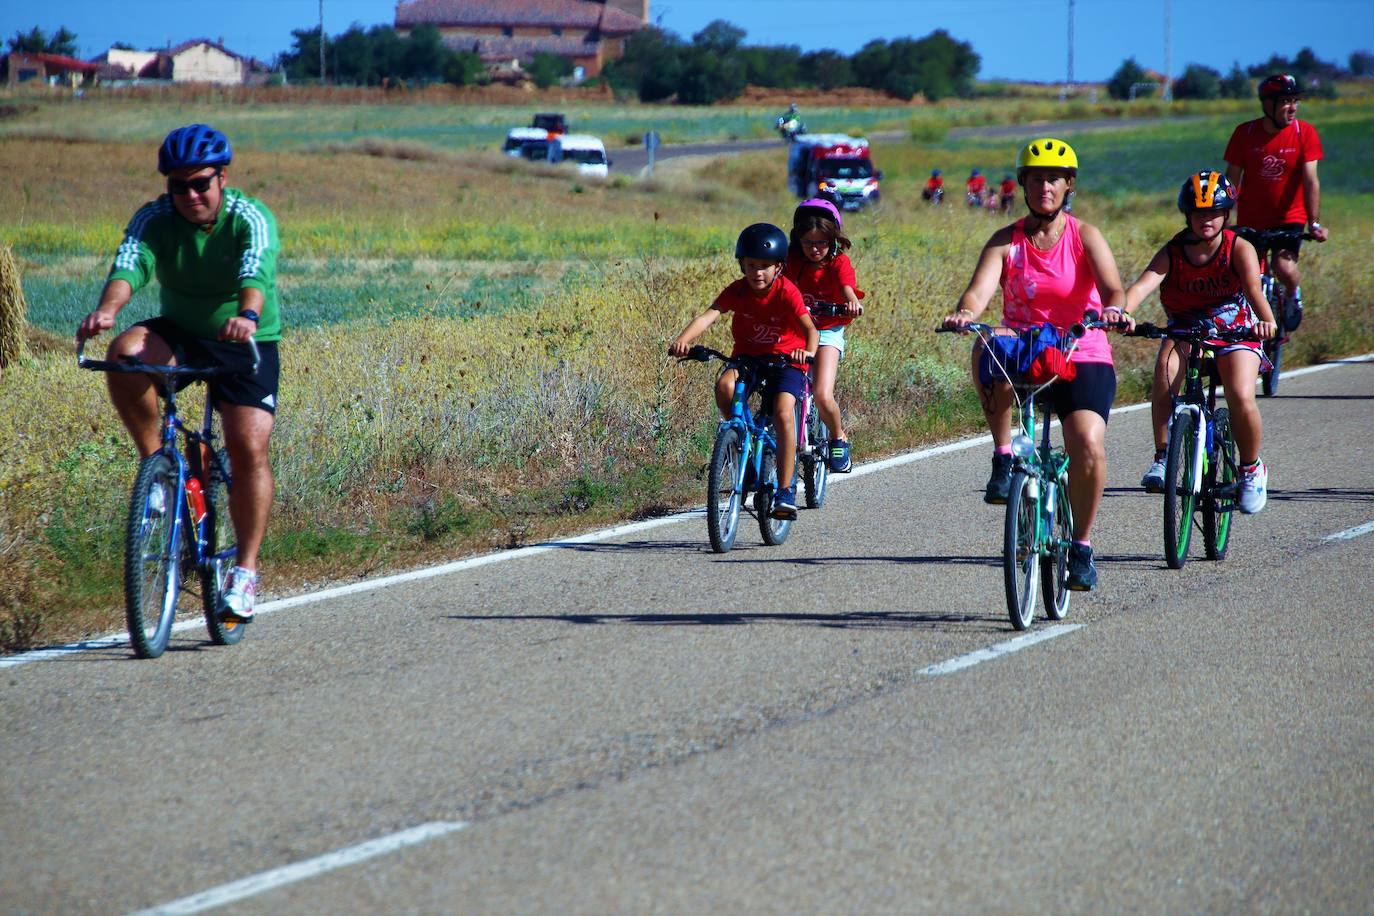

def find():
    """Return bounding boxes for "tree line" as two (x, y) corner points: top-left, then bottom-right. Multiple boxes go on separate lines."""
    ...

(1108, 47), (1360, 100)
(604, 21), (980, 104)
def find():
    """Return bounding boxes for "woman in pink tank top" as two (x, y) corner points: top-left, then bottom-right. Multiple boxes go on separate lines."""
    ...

(941, 138), (1129, 592)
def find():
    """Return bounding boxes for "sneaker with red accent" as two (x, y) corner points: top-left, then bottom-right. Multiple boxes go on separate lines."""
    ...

(1239, 460), (1268, 514)
(220, 566), (258, 622)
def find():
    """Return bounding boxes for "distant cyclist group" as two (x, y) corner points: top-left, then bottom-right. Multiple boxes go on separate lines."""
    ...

(75, 74), (1326, 645)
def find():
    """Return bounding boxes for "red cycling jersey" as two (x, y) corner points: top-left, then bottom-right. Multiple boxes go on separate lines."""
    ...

(1223, 118), (1323, 227)
(1160, 229), (1244, 322)
(712, 275), (810, 366)
(784, 250), (861, 330)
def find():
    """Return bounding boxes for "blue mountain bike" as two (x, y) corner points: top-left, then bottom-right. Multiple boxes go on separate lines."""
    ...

(679, 346), (801, 553)
(78, 339), (259, 658)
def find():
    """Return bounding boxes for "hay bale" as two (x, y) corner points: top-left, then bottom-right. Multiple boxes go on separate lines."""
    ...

(0, 243), (28, 368)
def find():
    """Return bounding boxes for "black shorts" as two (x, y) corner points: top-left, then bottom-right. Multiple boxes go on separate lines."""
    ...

(1044, 361), (1116, 424)
(1270, 223), (1305, 257)
(136, 317), (280, 414)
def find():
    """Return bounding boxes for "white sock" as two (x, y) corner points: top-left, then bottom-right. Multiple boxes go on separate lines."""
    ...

(1286, 285), (1301, 305)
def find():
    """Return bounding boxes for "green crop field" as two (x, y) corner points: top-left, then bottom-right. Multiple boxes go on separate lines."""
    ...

(2, 89), (1371, 651)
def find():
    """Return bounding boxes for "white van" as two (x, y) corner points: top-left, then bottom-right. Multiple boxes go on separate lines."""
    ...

(503, 126), (550, 161)
(547, 134), (610, 178)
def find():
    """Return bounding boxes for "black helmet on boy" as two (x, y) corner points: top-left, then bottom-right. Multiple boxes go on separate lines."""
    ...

(735, 223), (789, 262)
(1177, 169), (1237, 214)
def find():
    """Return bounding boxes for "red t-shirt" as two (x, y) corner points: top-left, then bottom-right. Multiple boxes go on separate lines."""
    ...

(1000, 179), (1017, 195)
(1223, 118), (1323, 227)
(712, 276), (810, 366)
(967, 175), (987, 193)
(926, 177), (944, 190)
(784, 251), (861, 330)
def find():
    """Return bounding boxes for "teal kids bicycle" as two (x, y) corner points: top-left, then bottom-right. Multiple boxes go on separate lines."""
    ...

(940, 315), (1105, 630)
(79, 339), (258, 658)
(680, 346), (804, 553)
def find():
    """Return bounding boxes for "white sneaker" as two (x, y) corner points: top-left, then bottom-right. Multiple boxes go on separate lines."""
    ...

(221, 566), (259, 621)
(1140, 458), (1166, 493)
(1240, 460), (1268, 514)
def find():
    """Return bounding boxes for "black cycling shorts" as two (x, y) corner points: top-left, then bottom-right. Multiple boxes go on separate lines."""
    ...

(136, 316), (280, 414)
(1046, 361), (1116, 424)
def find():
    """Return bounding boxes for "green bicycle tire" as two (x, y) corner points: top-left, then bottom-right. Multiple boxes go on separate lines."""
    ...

(1163, 413), (1197, 570)
(1204, 408), (1237, 561)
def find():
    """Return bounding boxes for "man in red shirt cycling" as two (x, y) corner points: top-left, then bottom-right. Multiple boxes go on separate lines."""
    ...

(1223, 73), (1328, 330)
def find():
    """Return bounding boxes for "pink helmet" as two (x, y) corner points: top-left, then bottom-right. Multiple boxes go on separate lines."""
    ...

(795, 197), (842, 229)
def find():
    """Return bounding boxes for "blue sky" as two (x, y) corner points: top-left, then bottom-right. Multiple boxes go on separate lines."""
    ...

(3, 0), (1371, 83)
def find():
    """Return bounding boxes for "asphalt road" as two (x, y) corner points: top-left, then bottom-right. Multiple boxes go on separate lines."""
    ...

(612, 117), (1192, 174)
(3, 359), (1372, 913)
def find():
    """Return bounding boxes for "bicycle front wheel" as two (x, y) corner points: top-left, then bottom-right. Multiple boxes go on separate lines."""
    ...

(200, 449), (246, 646)
(125, 453), (181, 659)
(1204, 408), (1237, 561)
(1040, 475), (1072, 621)
(758, 448), (793, 546)
(1163, 414), (1198, 570)
(802, 399), (829, 509)
(707, 426), (743, 553)
(1003, 471), (1040, 631)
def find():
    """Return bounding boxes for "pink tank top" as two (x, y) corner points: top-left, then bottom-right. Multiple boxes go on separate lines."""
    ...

(1001, 215), (1112, 365)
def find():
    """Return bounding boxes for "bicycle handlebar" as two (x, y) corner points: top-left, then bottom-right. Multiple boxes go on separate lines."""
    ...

(1127, 322), (1262, 344)
(675, 345), (813, 366)
(808, 300), (857, 318)
(77, 336), (261, 377)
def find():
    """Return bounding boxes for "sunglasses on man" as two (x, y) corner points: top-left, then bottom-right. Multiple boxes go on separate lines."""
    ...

(167, 169), (222, 196)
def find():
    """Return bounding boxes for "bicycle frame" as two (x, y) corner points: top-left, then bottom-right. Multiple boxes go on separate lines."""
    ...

(723, 365), (783, 497)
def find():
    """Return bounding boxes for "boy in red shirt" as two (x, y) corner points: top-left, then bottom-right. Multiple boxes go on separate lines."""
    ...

(999, 174), (1017, 212)
(923, 169), (944, 203)
(669, 224), (819, 519)
(966, 168), (987, 205)
(1223, 73), (1328, 330)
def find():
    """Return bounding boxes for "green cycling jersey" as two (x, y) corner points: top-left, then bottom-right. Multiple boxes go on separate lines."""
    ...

(107, 187), (282, 342)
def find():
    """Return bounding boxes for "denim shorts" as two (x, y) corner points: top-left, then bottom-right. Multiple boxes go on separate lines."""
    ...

(817, 326), (846, 356)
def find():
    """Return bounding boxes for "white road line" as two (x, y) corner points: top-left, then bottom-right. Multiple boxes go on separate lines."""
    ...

(918, 624), (1085, 676)
(1323, 520), (1374, 542)
(8, 352), (1371, 669)
(129, 821), (468, 915)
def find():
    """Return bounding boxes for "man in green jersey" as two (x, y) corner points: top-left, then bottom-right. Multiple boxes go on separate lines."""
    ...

(77, 124), (280, 622)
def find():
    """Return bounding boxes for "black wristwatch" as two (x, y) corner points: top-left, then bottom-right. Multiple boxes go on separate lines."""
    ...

(238, 309), (260, 323)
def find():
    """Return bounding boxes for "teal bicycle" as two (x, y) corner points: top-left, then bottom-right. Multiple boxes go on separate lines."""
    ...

(940, 315), (1104, 630)
(78, 339), (258, 658)
(679, 346), (801, 553)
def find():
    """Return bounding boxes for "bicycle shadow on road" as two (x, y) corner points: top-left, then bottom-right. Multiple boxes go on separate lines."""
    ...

(716, 553), (1001, 569)
(1267, 486), (1374, 504)
(445, 608), (1007, 632)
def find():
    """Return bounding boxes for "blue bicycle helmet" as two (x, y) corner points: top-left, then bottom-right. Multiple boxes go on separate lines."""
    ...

(735, 223), (789, 262)
(931, 168), (942, 177)
(158, 123), (233, 175)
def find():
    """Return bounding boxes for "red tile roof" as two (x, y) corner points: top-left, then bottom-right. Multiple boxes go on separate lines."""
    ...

(8, 52), (101, 73)
(397, 0), (644, 35)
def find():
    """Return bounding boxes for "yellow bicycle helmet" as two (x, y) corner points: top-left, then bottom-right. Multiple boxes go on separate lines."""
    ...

(1016, 138), (1078, 185)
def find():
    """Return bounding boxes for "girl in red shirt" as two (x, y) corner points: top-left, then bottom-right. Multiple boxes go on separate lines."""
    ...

(1123, 170), (1278, 514)
(785, 198), (864, 472)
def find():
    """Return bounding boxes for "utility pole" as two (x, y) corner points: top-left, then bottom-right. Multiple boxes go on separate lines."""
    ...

(1162, 0), (1172, 101)
(319, 0), (326, 83)
(1067, 0), (1075, 89)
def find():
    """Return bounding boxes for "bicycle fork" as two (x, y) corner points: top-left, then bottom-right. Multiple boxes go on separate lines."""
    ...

(1171, 404), (1207, 496)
